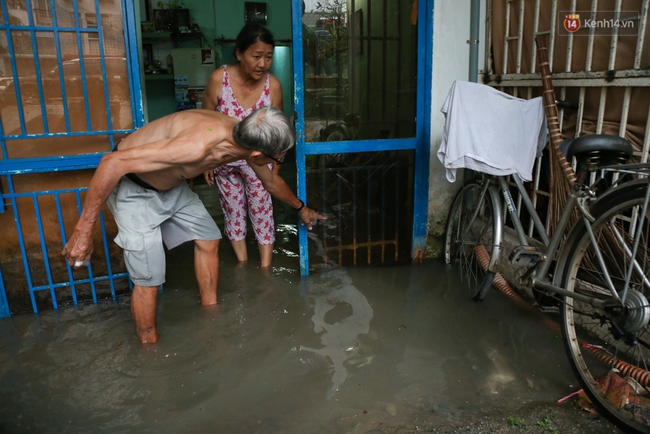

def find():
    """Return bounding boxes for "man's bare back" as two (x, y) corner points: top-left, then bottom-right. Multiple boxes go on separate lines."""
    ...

(116, 110), (242, 191)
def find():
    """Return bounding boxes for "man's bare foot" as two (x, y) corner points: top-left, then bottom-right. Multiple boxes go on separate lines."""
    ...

(137, 326), (158, 344)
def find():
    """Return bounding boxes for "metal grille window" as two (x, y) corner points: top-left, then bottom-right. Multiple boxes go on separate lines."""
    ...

(484, 0), (650, 237)
(305, 151), (415, 267)
(0, 0), (143, 317)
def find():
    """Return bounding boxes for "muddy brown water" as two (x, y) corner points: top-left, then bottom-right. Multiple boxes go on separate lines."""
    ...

(0, 234), (623, 433)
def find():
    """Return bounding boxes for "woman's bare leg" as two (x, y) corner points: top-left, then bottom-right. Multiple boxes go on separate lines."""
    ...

(259, 243), (273, 268)
(230, 239), (248, 263)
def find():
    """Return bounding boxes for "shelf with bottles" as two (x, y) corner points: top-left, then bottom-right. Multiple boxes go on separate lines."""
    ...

(142, 31), (175, 76)
(142, 31), (204, 48)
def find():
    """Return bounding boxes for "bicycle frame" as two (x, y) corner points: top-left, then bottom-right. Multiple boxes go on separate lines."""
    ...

(486, 171), (649, 309)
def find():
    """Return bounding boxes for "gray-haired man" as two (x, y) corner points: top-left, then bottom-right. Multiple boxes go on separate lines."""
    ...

(62, 107), (325, 344)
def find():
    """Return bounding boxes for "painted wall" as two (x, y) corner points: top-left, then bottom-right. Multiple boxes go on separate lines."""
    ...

(147, 0), (292, 47)
(211, 0), (292, 41)
(140, 0), (294, 121)
(426, 1), (486, 255)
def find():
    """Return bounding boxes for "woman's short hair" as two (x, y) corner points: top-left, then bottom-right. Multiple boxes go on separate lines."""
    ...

(233, 107), (295, 155)
(235, 24), (275, 55)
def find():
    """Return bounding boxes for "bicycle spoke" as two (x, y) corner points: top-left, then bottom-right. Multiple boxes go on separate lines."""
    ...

(444, 179), (497, 299)
(561, 186), (650, 432)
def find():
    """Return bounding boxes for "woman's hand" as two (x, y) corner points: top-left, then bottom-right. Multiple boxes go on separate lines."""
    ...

(298, 207), (327, 230)
(204, 169), (215, 186)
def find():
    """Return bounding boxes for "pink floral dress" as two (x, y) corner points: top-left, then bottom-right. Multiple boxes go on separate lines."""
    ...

(213, 65), (275, 245)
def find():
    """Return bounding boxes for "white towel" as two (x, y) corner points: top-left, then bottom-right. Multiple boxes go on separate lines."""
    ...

(438, 80), (548, 182)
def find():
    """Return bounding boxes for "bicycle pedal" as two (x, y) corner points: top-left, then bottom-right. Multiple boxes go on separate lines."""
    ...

(537, 305), (560, 314)
(509, 246), (544, 266)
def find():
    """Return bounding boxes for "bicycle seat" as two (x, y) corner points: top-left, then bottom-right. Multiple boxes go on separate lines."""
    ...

(560, 134), (634, 162)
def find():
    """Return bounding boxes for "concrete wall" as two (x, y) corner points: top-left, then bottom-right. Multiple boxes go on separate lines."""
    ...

(426, 1), (486, 256)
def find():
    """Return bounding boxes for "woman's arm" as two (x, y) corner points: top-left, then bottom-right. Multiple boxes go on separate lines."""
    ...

(248, 159), (326, 229)
(202, 67), (225, 111)
(269, 74), (284, 175)
(269, 75), (284, 112)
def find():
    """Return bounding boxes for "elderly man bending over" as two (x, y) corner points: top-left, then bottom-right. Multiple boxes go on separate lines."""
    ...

(62, 107), (324, 343)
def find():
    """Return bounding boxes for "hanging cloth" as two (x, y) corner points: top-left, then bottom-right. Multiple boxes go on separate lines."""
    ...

(438, 80), (548, 182)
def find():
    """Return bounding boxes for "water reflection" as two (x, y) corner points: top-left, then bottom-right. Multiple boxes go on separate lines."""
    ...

(298, 264), (373, 399)
(0, 246), (614, 433)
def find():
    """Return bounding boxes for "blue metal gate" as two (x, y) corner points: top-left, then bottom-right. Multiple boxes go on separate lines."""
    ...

(0, 0), (144, 316)
(292, 0), (433, 275)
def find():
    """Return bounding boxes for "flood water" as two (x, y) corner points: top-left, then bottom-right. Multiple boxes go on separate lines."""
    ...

(0, 232), (616, 433)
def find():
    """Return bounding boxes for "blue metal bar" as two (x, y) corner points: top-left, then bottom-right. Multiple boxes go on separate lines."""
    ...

(99, 211), (117, 300)
(291, 0), (309, 275)
(28, 274), (130, 292)
(55, 192), (78, 306)
(0, 186), (91, 199)
(303, 137), (417, 155)
(410, 0), (434, 260)
(49, 0), (73, 133)
(122, 0), (146, 128)
(0, 154), (103, 174)
(24, 0), (50, 133)
(1, 1), (27, 138)
(70, 0), (93, 132)
(0, 24), (106, 32)
(33, 195), (59, 309)
(6, 175), (38, 312)
(2, 128), (134, 140)
(0, 265), (9, 317)
(93, 0), (114, 133)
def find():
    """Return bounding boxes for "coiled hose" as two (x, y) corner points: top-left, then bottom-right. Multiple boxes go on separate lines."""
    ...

(474, 244), (650, 388)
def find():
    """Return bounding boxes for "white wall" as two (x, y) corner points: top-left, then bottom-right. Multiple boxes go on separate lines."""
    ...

(427, 1), (485, 243)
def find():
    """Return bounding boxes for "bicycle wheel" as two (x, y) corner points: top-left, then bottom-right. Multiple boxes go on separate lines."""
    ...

(558, 181), (650, 433)
(444, 179), (498, 300)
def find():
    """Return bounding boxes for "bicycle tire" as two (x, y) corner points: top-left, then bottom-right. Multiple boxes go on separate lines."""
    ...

(443, 179), (498, 301)
(557, 179), (650, 433)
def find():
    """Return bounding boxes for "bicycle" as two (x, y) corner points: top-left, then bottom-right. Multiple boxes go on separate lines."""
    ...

(442, 120), (650, 432)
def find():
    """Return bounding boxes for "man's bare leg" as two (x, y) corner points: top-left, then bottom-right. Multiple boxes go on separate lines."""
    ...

(259, 243), (273, 268)
(194, 239), (220, 305)
(230, 239), (248, 263)
(131, 285), (160, 343)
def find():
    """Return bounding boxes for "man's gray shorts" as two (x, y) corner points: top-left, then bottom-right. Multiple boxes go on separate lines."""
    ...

(107, 177), (221, 286)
